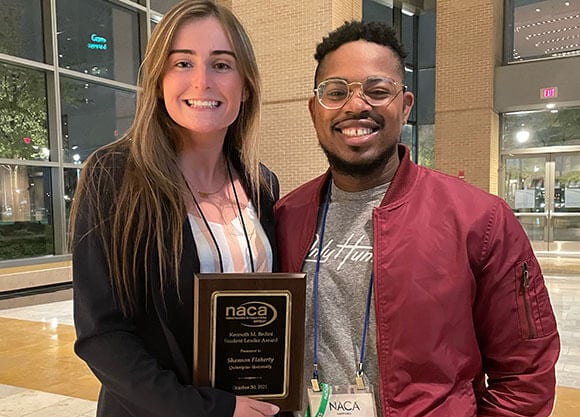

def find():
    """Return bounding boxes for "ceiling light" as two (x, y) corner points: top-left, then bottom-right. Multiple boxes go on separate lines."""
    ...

(516, 130), (530, 143)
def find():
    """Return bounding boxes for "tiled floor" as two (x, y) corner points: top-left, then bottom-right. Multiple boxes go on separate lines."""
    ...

(0, 294), (99, 417)
(0, 385), (96, 417)
(0, 257), (579, 416)
(547, 275), (580, 390)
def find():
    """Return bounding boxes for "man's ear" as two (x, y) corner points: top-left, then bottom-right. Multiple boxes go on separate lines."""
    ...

(308, 96), (316, 123)
(402, 91), (414, 124)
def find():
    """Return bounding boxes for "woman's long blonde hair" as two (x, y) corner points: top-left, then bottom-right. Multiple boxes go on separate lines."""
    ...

(70, 0), (263, 316)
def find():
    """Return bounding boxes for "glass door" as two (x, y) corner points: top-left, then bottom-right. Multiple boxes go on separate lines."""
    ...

(502, 152), (580, 253)
(552, 153), (580, 252)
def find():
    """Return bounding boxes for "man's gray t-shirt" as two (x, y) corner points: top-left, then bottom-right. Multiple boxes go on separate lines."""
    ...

(300, 181), (389, 414)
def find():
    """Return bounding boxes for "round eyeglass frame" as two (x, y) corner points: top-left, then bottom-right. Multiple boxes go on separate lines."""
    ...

(313, 76), (407, 110)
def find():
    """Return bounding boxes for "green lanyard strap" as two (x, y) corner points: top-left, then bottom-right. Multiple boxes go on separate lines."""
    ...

(305, 383), (331, 417)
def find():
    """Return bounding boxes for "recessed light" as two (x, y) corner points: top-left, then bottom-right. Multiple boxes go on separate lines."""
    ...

(516, 130), (530, 143)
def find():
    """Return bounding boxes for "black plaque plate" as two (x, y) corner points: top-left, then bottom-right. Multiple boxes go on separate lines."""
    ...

(193, 273), (306, 411)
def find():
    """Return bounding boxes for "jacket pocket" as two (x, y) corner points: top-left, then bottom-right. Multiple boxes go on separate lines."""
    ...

(515, 259), (557, 339)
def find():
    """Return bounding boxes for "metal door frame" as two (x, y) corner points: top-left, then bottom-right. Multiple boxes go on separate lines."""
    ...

(500, 146), (580, 254)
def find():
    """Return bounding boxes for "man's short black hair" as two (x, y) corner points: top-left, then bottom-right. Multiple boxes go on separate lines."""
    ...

(313, 21), (407, 85)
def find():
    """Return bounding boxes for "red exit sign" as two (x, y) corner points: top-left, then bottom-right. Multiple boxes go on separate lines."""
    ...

(540, 87), (558, 99)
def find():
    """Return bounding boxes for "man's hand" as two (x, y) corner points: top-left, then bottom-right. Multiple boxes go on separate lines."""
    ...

(234, 397), (280, 417)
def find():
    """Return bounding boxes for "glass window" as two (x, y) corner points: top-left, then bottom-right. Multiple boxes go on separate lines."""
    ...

(151, 0), (180, 14)
(60, 76), (136, 163)
(401, 13), (415, 68)
(63, 167), (80, 246)
(506, 0), (580, 62)
(363, 0), (394, 24)
(0, 0), (45, 62)
(418, 9), (436, 69)
(0, 165), (54, 260)
(503, 156), (546, 213)
(401, 123), (416, 160)
(501, 107), (580, 151)
(56, 0), (142, 84)
(416, 9), (435, 127)
(401, 122), (436, 169)
(417, 67), (435, 125)
(0, 63), (49, 161)
(418, 124), (435, 168)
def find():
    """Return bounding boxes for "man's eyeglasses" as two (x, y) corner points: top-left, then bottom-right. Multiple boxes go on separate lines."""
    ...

(313, 76), (407, 110)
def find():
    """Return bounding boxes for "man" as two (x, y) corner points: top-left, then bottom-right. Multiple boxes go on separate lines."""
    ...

(274, 21), (559, 417)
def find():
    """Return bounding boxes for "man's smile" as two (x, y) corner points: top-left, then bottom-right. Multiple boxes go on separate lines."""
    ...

(333, 117), (382, 138)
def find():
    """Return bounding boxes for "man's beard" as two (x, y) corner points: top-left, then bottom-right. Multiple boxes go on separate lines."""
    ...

(319, 142), (397, 178)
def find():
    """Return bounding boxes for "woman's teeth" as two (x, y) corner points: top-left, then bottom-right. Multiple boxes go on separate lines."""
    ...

(186, 99), (219, 108)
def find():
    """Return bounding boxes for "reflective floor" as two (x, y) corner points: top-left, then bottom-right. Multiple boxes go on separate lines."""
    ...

(0, 291), (99, 417)
(0, 257), (579, 417)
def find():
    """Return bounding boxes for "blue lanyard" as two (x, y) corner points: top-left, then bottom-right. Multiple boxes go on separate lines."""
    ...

(312, 179), (375, 385)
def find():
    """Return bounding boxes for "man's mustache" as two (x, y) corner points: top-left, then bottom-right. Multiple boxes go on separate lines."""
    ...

(331, 112), (385, 130)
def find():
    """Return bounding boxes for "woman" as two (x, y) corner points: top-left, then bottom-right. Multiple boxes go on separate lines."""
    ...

(70, 1), (280, 416)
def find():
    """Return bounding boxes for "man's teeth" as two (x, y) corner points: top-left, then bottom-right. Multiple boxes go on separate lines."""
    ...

(341, 127), (374, 137)
(186, 99), (219, 108)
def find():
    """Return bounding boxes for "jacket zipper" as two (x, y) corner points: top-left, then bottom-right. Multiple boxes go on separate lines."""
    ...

(521, 262), (535, 338)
